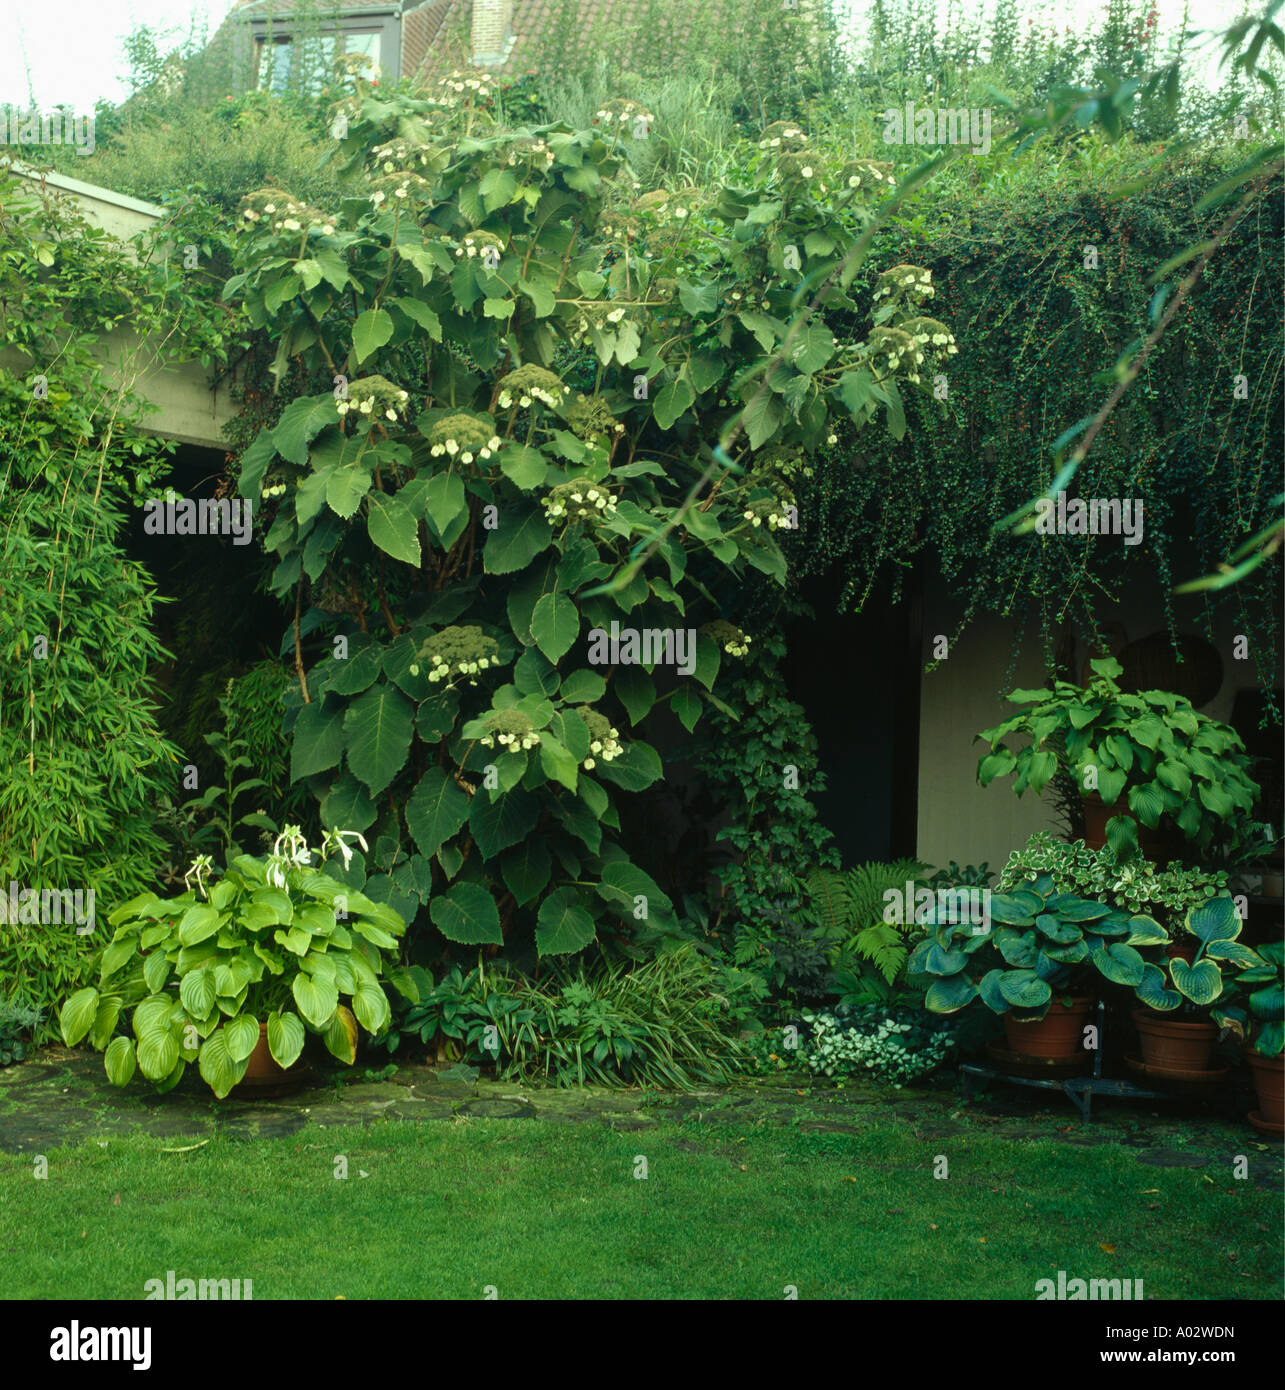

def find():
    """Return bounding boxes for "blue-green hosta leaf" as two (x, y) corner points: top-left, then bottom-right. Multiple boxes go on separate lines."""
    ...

(1091, 942), (1146, 986)
(1185, 894), (1241, 944)
(1123, 914), (1168, 946)
(405, 767), (470, 859)
(344, 685), (414, 797)
(924, 976), (977, 1013)
(1136, 963), (1181, 1011)
(430, 882), (503, 945)
(267, 1010), (306, 1069)
(535, 887), (597, 957)
(987, 894), (1037, 926)
(1054, 897), (1110, 922)
(1169, 956), (1223, 1006)
(1204, 939), (1264, 967)
(997, 971), (1052, 1012)
(1034, 913), (1082, 944)
(367, 492), (422, 565)
(103, 1036), (137, 1088)
(996, 930), (1038, 968)
(977, 969), (1007, 1013)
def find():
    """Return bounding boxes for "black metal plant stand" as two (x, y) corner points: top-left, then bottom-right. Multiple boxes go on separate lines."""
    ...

(959, 1002), (1170, 1123)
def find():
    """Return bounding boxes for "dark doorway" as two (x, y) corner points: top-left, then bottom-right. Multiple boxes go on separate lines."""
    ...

(780, 562), (923, 864)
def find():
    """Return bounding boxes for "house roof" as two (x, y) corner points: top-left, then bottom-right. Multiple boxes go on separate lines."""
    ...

(234, 0), (401, 16)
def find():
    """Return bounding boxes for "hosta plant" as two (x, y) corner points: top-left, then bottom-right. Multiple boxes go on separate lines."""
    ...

(58, 828), (410, 1098)
(1214, 941), (1284, 1058)
(910, 874), (1168, 1018)
(1133, 892), (1260, 1013)
(977, 657), (1260, 859)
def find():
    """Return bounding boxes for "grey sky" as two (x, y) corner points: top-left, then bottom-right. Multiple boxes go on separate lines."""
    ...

(0, 0), (1256, 110)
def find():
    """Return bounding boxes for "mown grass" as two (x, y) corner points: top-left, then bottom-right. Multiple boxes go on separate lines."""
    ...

(1, 1116), (1278, 1299)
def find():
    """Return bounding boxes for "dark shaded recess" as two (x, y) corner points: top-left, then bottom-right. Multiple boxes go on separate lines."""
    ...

(1230, 689), (1285, 837)
(780, 564), (922, 866)
(122, 442), (283, 777)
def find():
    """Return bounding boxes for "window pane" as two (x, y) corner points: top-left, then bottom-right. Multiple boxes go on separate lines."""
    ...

(297, 34), (338, 93)
(343, 31), (381, 79)
(257, 39), (292, 94)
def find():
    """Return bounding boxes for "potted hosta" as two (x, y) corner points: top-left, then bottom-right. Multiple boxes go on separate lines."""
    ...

(1129, 892), (1255, 1075)
(977, 657), (1260, 861)
(1215, 941), (1283, 1135)
(910, 875), (1166, 1061)
(59, 828), (412, 1098)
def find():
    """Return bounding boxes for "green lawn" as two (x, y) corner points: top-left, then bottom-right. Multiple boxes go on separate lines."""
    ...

(2, 1116), (1278, 1299)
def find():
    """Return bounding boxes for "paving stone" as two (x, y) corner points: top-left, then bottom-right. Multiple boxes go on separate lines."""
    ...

(460, 1097), (536, 1120)
(1135, 1150), (1210, 1168)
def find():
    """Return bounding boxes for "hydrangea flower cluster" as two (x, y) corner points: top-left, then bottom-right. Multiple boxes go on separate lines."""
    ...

(840, 159), (896, 190)
(873, 264), (935, 303)
(408, 626), (501, 685)
(701, 620), (752, 658)
(336, 375), (411, 424)
(496, 364), (568, 410)
(758, 121), (808, 151)
(439, 69), (494, 103)
(575, 707), (622, 770)
(799, 1007), (955, 1088)
(372, 138), (438, 172)
(899, 316), (959, 358)
(776, 151), (824, 187)
(541, 479), (618, 523)
(864, 325), (920, 375)
(425, 414), (502, 462)
(593, 99), (653, 132)
(755, 444), (815, 482)
(740, 493), (795, 532)
(477, 709), (540, 753)
(238, 188), (335, 237)
(504, 135), (555, 169)
(454, 229), (506, 261)
(370, 169), (433, 203)
(566, 394), (626, 445)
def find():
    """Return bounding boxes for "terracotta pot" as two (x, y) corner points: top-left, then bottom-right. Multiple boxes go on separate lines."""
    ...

(1247, 1048), (1284, 1131)
(1081, 794), (1182, 861)
(1132, 1009), (1216, 1072)
(1165, 939), (1198, 965)
(1004, 997), (1094, 1060)
(237, 1022), (308, 1097)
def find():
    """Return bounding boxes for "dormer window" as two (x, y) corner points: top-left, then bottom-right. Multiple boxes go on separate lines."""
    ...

(246, 8), (399, 92)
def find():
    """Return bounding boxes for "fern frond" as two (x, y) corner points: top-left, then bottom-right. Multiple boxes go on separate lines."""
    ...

(853, 923), (908, 983)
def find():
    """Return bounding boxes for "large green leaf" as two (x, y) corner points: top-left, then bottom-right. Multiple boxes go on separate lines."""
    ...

(1168, 956), (1223, 1006)
(293, 972), (339, 1028)
(179, 969), (216, 1020)
(137, 1027), (180, 1082)
(406, 767), (471, 859)
(267, 1010), (306, 1069)
(344, 685), (414, 797)
(60, 987), (101, 1046)
(1091, 942), (1146, 986)
(924, 976), (977, 1013)
(424, 471), (467, 536)
(1185, 895), (1241, 944)
(367, 492), (421, 565)
(501, 839), (552, 906)
(224, 1014), (261, 1064)
(321, 770), (377, 833)
(352, 984), (391, 1035)
(273, 396), (340, 465)
(198, 1029), (249, 1099)
(352, 308), (394, 364)
(430, 883), (503, 945)
(177, 905), (223, 947)
(531, 592), (579, 663)
(997, 972), (1052, 1011)
(104, 1036), (137, 1088)
(1136, 963), (1181, 1011)
(291, 699), (346, 780)
(535, 887), (598, 957)
(484, 503), (553, 574)
(596, 861), (673, 922)
(470, 789), (539, 859)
